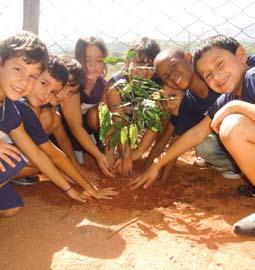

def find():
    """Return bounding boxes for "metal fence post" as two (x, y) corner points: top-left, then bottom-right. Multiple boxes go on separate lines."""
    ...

(23, 0), (40, 34)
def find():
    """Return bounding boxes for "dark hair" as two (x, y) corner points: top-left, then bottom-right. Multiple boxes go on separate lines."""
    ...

(74, 36), (108, 66)
(47, 55), (69, 86)
(193, 35), (241, 71)
(129, 37), (160, 62)
(0, 31), (49, 71)
(58, 54), (85, 88)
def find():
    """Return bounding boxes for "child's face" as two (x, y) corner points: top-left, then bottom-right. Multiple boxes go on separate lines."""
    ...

(50, 82), (80, 105)
(84, 45), (105, 81)
(196, 46), (247, 94)
(156, 53), (193, 90)
(161, 85), (184, 116)
(27, 71), (64, 107)
(0, 56), (42, 100)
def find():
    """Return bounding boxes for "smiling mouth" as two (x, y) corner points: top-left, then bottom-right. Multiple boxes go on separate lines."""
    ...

(12, 85), (25, 93)
(176, 75), (182, 85)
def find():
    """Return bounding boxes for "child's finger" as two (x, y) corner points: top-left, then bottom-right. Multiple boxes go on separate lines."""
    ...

(0, 154), (16, 168)
(0, 161), (6, 172)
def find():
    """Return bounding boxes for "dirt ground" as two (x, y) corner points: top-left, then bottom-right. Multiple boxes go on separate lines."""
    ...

(1, 149), (255, 270)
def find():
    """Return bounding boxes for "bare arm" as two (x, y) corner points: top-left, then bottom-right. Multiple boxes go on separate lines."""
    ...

(143, 123), (175, 166)
(10, 123), (86, 202)
(211, 100), (255, 133)
(132, 129), (157, 161)
(61, 93), (114, 177)
(129, 116), (212, 189)
(39, 141), (117, 199)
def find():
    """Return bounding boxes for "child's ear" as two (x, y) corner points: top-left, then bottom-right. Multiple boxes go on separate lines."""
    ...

(184, 52), (192, 63)
(236, 46), (247, 63)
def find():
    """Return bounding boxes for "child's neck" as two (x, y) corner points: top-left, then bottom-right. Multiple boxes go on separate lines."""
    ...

(85, 78), (97, 96)
(29, 103), (42, 118)
(189, 73), (209, 98)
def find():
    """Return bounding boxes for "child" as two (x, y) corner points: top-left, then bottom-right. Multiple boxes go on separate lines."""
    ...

(60, 36), (114, 177)
(39, 55), (100, 183)
(12, 56), (116, 200)
(131, 85), (184, 186)
(129, 35), (254, 236)
(210, 100), (255, 235)
(0, 31), (86, 218)
(105, 37), (161, 175)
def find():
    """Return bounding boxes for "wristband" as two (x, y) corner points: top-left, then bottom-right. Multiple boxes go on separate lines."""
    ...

(63, 186), (72, 193)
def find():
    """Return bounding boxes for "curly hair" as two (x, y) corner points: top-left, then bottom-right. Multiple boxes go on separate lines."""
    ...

(129, 37), (160, 63)
(58, 54), (85, 88)
(0, 31), (49, 71)
(47, 55), (69, 86)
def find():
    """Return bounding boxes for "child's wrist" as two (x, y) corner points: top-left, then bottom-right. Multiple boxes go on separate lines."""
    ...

(63, 186), (73, 193)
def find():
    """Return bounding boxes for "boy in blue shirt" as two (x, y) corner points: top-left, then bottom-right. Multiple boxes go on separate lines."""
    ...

(0, 32), (86, 218)
(145, 48), (239, 181)
(130, 35), (254, 236)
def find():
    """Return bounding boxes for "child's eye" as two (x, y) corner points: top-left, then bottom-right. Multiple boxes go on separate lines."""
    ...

(205, 74), (212, 81)
(29, 74), (39, 80)
(217, 61), (223, 69)
(50, 90), (58, 96)
(41, 81), (47, 87)
(170, 63), (176, 72)
(162, 74), (170, 82)
(13, 67), (22, 73)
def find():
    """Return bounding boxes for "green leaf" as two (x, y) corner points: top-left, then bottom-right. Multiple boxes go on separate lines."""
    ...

(129, 124), (138, 147)
(126, 50), (138, 61)
(104, 56), (125, 65)
(120, 126), (128, 145)
(110, 130), (121, 148)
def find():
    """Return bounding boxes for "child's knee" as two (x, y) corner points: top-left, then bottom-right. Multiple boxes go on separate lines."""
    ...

(219, 114), (247, 144)
(0, 206), (22, 218)
(87, 107), (99, 131)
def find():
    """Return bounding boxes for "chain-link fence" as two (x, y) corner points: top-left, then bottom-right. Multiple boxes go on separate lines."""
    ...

(1, 0), (255, 55)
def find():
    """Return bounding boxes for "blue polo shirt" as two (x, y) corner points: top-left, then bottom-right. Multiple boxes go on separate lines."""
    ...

(0, 98), (22, 133)
(171, 89), (220, 135)
(207, 66), (255, 119)
(14, 100), (49, 145)
(0, 98), (27, 183)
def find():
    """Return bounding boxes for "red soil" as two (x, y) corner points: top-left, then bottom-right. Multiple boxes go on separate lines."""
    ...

(1, 150), (255, 270)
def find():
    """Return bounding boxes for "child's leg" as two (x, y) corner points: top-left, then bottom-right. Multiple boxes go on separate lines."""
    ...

(195, 132), (237, 171)
(219, 114), (255, 184)
(0, 183), (23, 217)
(86, 106), (100, 132)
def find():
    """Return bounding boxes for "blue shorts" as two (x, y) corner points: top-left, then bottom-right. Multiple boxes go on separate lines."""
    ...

(0, 183), (23, 210)
(0, 156), (27, 184)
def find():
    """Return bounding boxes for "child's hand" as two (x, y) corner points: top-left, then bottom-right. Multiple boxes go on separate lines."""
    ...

(128, 164), (160, 189)
(96, 153), (115, 177)
(211, 104), (233, 134)
(65, 187), (87, 203)
(131, 148), (142, 161)
(79, 165), (100, 186)
(0, 142), (22, 171)
(84, 187), (118, 200)
(129, 65), (155, 80)
(114, 157), (133, 176)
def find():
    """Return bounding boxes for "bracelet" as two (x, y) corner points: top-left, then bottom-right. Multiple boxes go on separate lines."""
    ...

(63, 186), (72, 193)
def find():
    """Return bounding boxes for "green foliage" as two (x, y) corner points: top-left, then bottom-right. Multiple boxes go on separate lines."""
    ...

(99, 76), (170, 149)
(104, 50), (138, 66)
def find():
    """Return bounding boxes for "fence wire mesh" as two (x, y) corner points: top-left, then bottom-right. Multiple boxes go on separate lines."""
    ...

(1, 0), (255, 55)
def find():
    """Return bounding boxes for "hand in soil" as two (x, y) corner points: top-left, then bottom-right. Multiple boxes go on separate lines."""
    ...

(128, 164), (159, 189)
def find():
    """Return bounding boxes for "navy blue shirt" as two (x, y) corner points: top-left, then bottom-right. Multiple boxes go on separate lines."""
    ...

(15, 100), (49, 145)
(207, 66), (255, 119)
(172, 89), (220, 135)
(0, 98), (22, 134)
(171, 55), (255, 136)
